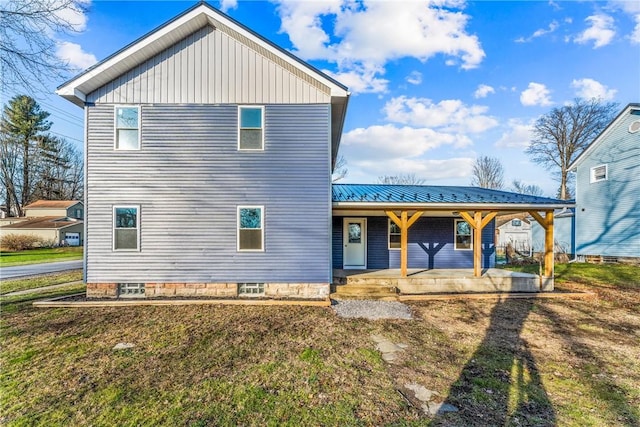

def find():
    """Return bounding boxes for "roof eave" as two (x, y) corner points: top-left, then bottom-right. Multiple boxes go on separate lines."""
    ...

(332, 202), (575, 210)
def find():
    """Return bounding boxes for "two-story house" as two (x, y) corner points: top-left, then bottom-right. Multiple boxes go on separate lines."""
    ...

(58, 3), (570, 299)
(568, 103), (640, 262)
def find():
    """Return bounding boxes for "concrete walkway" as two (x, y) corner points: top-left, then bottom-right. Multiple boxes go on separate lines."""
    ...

(2, 281), (84, 296)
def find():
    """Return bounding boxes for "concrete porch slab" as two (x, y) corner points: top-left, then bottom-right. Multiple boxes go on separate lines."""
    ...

(333, 268), (553, 294)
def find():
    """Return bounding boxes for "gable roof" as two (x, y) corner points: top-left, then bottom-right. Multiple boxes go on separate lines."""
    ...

(23, 200), (82, 209)
(56, 2), (349, 165)
(568, 103), (640, 171)
(332, 184), (572, 210)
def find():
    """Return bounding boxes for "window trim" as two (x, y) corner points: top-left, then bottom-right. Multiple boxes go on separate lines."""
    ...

(237, 205), (264, 252)
(113, 205), (140, 252)
(388, 219), (401, 250)
(114, 105), (141, 151)
(590, 164), (608, 183)
(237, 105), (265, 151)
(454, 219), (473, 251)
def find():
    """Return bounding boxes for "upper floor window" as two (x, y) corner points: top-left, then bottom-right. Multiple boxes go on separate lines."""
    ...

(238, 106), (264, 150)
(238, 206), (264, 251)
(590, 164), (607, 183)
(114, 206), (139, 251)
(115, 106), (140, 150)
(388, 220), (401, 250)
(454, 219), (473, 251)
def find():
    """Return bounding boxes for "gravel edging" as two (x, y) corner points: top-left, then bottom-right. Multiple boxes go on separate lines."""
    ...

(331, 300), (412, 320)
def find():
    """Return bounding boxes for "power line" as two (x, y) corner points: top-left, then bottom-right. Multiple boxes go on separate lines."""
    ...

(49, 130), (83, 144)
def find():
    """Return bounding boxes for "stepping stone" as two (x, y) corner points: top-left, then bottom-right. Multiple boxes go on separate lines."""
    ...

(113, 342), (135, 350)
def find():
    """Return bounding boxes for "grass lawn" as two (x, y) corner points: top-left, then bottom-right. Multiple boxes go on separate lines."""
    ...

(1, 264), (639, 426)
(0, 247), (83, 267)
(1, 270), (83, 295)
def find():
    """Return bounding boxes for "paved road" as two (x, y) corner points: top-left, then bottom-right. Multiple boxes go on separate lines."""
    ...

(0, 260), (83, 280)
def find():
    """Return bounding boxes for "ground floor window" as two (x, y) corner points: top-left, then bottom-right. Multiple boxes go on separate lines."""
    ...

(113, 205), (139, 251)
(238, 206), (264, 251)
(388, 220), (401, 249)
(455, 219), (473, 250)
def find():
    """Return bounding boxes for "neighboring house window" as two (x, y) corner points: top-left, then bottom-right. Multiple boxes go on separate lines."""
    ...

(113, 206), (139, 251)
(454, 219), (473, 250)
(238, 106), (264, 150)
(238, 206), (264, 251)
(115, 106), (140, 150)
(590, 164), (608, 183)
(512, 219), (522, 227)
(388, 220), (401, 249)
(75, 209), (82, 219)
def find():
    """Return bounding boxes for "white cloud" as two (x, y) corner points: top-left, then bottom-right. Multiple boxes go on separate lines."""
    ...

(609, 1), (640, 43)
(473, 84), (495, 99)
(219, 0), (237, 12)
(571, 78), (617, 100)
(56, 41), (97, 69)
(495, 119), (535, 148)
(520, 82), (553, 107)
(515, 21), (559, 43)
(275, 0), (485, 93)
(406, 71), (423, 85)
(383, 97), (498, 134)
(324, 63), (389, 94)
(632, 15), (640, 44)
(350, 157), (474, 181)
(574, 14), (616, 48)
(52, 0), (90, 32)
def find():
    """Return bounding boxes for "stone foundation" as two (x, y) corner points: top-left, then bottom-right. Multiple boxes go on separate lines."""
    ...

(86, 282), (330, 300)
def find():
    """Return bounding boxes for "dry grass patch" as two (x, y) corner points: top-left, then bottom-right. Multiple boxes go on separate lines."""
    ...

(1, 264), (639, 426)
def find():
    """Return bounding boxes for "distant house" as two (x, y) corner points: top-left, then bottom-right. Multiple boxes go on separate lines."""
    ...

(495, 214), (532, 254)
(57, 3), (571, 299)
(0, 200), (84, 246)
(568, 103), (640, 262)
(532, 208), (575, 257)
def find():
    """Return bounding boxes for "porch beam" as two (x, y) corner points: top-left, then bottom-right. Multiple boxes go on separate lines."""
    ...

(480, 211), (498, 230)
(458, 211), (477, 229)
(407, 211), (424, 228)
(544, 211), (554, 277)
(473, 211), (483, 277)
(385, 210), (402, 228)
(528, 211), (548, 230)
(401, 211), (408, 278)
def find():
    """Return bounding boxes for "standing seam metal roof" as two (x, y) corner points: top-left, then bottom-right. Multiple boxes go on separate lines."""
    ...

(332, 184), (570, 205)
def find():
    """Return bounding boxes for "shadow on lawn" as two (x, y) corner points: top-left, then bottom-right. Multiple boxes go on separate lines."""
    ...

(433, 299), (556, 426)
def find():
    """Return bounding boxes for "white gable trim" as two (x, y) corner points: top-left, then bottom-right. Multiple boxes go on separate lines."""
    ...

(569, 103), (640, 171)
(57, 3), (348, 107)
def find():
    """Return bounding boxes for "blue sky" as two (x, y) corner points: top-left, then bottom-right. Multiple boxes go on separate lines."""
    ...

(11, 0), (640, 197)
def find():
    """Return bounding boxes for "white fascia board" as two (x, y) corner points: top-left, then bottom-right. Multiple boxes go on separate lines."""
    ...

(332, 202), (574, 211)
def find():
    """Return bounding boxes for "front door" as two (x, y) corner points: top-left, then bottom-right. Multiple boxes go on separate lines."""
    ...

(343, 218), (367, 269)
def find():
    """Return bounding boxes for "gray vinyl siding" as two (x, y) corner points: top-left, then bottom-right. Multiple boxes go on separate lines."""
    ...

(87, 26), (331, 105)
(86, 103), (331, 283)
(575, 109), (640, 258)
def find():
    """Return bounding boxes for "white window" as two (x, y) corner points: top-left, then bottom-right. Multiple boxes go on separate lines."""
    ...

(113, 206), (140, 251)
(590, 164), (608, 183)
(238, 206), (264, 251)
(118, 283), (145, 297)
(238, 106), (264, 150)
(115, 106), (140, 150)
(388, 220), (401, 250)
(238, 283), (264, 296)
(454, 219), (473, 251)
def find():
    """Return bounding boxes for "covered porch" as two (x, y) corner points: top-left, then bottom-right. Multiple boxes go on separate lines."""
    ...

(332, 184), (574, 295)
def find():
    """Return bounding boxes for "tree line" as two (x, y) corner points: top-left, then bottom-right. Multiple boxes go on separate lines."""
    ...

(1, 95), (83, 217)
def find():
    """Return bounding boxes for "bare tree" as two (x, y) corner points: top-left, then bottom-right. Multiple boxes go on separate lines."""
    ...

(470, 156), (504, 189)
(526, 98), (618, 200)
(511, 179), (544, 197)
(332, 155), (348, 182)
(377, 173), (425, 185)
(0, 0), (89, 93)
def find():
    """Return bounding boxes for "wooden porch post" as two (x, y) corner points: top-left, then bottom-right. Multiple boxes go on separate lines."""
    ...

(459, 211), (498, 278)
(529, 210), (554, 277)
(386, 210), (424, 278)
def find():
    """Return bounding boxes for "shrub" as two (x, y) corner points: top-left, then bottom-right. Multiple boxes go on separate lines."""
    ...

(0, 233), (42, 251)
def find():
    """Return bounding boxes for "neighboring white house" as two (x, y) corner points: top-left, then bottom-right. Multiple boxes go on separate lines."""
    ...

(496, 214), (532, 254)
